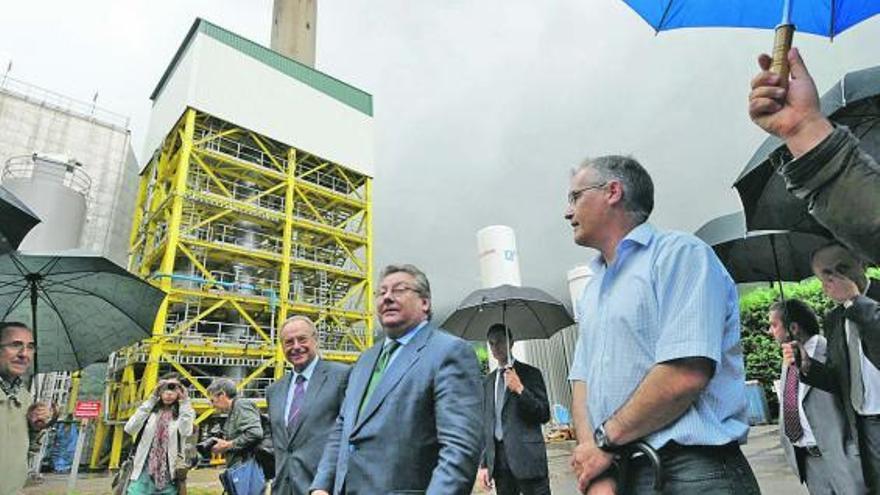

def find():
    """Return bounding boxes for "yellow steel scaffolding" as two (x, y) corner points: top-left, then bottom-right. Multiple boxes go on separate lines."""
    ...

(90, 108), (373, 469)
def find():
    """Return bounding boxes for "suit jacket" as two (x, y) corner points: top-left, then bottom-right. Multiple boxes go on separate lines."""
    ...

(778, 336), (865, 493)
(266, 359), (350, 495)
(803, 281), (880, 438)
(223, 398), (264, 468)
(311, 324), (483, 495)
(480, 360), (550, 481)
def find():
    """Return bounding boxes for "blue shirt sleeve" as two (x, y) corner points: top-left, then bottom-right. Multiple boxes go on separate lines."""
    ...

(653, 238), (729, 365)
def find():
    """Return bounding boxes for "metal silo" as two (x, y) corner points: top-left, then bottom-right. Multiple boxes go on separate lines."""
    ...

(2, 153), (89, 252)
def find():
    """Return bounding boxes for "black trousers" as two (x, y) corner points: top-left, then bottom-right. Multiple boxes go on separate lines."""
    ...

(858, 414), (880, 494)
(494, 440), (551, 495)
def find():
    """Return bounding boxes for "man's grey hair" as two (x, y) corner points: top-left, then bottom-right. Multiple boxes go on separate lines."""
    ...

(0, 322), (31, 342)
(574, 155), (654, 224)
(280, 315), (319, 340)
(206, 378), (238, 399)
(380, 264), (432, 319)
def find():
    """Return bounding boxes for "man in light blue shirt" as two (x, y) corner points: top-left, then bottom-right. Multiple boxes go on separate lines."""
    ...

(564, 155), (759, 495)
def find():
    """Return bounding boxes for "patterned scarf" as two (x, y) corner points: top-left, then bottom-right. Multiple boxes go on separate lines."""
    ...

(147, 408), (173, 489)
(0, 375), (23, 407)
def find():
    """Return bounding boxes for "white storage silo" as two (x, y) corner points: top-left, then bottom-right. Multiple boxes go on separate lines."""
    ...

(2, 153), (89, 252)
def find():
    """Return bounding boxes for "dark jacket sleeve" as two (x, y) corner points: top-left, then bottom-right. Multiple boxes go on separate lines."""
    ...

(801, 358), (841, 395)
(845, 294), (880, 367)
(779, 125), (880, 264)
(511, 366), (551, 425)
(310, 408), (344, 492)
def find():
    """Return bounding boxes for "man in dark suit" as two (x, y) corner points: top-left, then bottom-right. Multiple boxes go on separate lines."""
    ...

(478, 324), (551, 495)
(786, 242), (880, 491)
(266, 315), (350, 495)
(311, 264), (483, 495)
(770, 299), (866, 494)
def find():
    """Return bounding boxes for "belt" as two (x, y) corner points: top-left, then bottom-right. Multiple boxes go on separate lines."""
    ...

(659, 441), (740, 456)
(795, 445), (822, 457)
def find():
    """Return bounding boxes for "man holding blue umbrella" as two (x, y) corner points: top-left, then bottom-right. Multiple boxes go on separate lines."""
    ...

(749, 47), (880, 263)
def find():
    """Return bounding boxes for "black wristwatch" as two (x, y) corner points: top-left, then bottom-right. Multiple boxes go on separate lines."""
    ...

(593, 422), (619, 453)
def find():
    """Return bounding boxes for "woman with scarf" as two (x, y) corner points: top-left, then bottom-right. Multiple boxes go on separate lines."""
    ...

(124, 373), (195, 494)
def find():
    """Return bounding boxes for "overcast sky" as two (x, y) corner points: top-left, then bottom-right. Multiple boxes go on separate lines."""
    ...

(3, 1), (878, 317)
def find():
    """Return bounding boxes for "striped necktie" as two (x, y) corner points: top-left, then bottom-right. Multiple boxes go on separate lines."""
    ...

(287, 374), (307, 429)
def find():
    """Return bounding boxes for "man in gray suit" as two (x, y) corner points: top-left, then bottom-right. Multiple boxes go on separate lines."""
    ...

(770, 299), (866, 494)
(266, 316), (350, 495)
(478, 324), (551, 495)
(311, 264), (483, 495)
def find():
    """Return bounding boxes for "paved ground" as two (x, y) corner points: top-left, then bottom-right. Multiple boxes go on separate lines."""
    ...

(24, 425), (805, 494)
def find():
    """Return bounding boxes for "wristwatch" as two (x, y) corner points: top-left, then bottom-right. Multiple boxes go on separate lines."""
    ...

(593, 422), (619, 453)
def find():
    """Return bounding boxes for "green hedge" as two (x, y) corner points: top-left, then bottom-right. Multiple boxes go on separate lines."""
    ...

(739, 269), (879, 418)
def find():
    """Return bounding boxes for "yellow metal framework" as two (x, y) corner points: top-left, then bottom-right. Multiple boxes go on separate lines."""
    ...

(91, 108), (373, 469)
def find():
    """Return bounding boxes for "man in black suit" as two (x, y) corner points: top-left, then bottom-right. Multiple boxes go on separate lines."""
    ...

(786, 242), (880, 491)
(478, 323), (551, 495)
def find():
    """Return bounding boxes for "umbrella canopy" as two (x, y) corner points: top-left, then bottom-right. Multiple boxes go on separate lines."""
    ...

(0, 185), (41, 254)
(694, 212), (831, 284)
(622, 0), (880, 37)
(0, 251), (165, 373)
(441, 284), (574, 342)
(734, 65), (880, 234)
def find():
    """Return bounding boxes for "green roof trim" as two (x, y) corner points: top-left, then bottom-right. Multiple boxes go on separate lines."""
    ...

(150, 18), (373, 116)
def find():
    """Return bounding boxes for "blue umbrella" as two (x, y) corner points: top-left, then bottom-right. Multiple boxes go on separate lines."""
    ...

(624, 0), (879, 37)
(623, 0), (880, 79)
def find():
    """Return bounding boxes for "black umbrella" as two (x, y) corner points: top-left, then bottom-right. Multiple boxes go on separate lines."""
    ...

(442, 284), (574, 345)
(0, 185), (41, 254)
(734, 65), (880, 234)
(694, 212), (831, 287)
(0, 251), (165, 373)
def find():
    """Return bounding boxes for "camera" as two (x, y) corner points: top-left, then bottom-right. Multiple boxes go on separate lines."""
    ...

(196, 437), (219, 458)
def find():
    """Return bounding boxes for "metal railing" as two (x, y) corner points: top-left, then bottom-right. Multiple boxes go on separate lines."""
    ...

(0, 74), (130, 130)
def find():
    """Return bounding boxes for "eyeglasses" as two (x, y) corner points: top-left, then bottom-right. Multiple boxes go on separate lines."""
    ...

(374, 284), (418, 299)
(567, 182), (608, 205)
(0, 341), (37, 353)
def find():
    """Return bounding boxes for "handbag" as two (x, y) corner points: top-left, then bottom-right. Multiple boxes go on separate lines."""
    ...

(111, 427), (144, 495)
(174, 432), (199, 480)
(220, 457), (266, 495)
(111, 457), (135, 495)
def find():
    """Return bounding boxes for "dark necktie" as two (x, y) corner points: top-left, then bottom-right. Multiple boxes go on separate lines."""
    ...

(359, 340), (401, 417)
(287, 374), (307, 429)
(782, 364), (803, 442)
(494, 369), (506, 440)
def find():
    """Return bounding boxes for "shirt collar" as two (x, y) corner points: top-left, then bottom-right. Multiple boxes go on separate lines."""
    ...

(590, 222), (655, 269)
(803, 334), (820, 355)
(386, 320), (428, 348)
(293, 355), (320, 382)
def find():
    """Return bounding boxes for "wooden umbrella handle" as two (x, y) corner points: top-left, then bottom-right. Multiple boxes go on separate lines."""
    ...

(770, 24), (795, 86)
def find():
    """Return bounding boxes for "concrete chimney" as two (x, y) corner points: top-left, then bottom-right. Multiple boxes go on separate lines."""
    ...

(271, 0), (317, 67)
